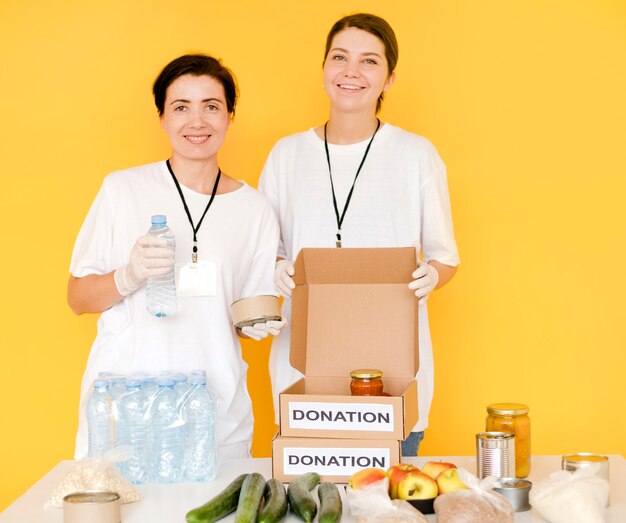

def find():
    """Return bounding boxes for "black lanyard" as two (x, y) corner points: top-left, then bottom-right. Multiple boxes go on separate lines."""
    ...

(324, 118), (380, 247)
(166, 159), (221, 263)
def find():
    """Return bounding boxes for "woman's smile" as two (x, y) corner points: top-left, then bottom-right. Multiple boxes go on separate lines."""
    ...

(160, 74), (231, 162)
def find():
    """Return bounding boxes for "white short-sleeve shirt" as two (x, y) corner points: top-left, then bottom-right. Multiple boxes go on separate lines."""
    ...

(258, 124), (460, 432)
(70, 160), (279, 458)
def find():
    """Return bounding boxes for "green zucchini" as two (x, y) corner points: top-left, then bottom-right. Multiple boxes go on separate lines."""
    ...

(186, 473), (248, 523)
(257, 478), (288, 523)
(235, 472), (266, 523)
(287, 472), (320, 523)
(317, 482), (342, 523)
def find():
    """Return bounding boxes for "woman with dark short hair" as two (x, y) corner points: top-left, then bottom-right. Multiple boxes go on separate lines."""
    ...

(68, 53), (286, 460)
(259, 14), (460, 457)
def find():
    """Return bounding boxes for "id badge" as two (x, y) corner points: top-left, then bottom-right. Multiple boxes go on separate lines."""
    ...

(176, 261), (217, 297)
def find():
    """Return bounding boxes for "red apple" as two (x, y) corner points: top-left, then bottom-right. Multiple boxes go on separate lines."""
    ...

(349, 468), (388, 489)
(422, 461), (457, 480)
(397, 470), (439, 500)
(387, 463), (419, 499)
(436, 467), (468, 494)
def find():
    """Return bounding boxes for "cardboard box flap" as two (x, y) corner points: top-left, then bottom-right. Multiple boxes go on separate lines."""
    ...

(293, 248), (416, 284)
(290, 247), (419, 379)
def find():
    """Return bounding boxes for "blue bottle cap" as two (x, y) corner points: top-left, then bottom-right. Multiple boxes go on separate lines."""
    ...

(157, 378), (175, 387)
(125, 378), (142, 388)
(93, 379), (109, 389)
(151, 214), (167, 225)
(189, 369), (207, 377)
(189, 375), (207, 386)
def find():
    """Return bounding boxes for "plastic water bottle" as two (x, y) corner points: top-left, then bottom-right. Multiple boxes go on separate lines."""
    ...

(171, 373), (189, 397)
(146, 214), (176, 318)
(107, 375), (127, 400)
(151, 378), (184, 483)
(86, 379), (112, 457)
(106, 375), (127, 430)
(116, 379), (150, 484)
(141, 376), (158, 401)
(182, 375), (217, 482)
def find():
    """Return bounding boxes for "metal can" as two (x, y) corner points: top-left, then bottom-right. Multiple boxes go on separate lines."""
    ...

(63, 491), (120, 523)
(493, 478), (532, 512)
(562, 452), (609, 480)
(562, 453), (610, 506)
(476, 431), (516, 479)
(231, 295), (282, 329)
(486, 402), (531, 478)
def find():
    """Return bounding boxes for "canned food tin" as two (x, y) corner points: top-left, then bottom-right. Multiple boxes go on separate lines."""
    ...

(493, 478), (532, 512)
(562, 453), (610, 506)
(476, 431), (516, 479)
(231, 295), (282, 329)
(562, 453), (609, 480)
(63, 491), (120, 523)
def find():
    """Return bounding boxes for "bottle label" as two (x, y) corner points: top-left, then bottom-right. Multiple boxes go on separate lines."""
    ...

(176, 261), (217, 297)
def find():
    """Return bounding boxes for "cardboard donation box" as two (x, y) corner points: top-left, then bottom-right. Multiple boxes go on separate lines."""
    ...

(278, 247), (419, 441)
(273, 435), (401, 483)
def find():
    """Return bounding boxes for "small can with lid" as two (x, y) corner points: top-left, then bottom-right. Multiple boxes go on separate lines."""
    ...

(63, 491), (120, 523)
(350, 369), (384, 396)
(493, 478), (532, 512)
(476, 431), (516, 479)
(486, 403), (531, 478)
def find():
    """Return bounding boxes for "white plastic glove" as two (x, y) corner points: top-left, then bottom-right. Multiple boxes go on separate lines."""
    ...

(113, 235), (175, 296)
(408, 243), (439, 305)
(274, 259), (295, 298)
(241, 319), (288, 341)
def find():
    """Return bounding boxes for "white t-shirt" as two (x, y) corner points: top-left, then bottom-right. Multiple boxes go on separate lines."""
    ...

(258, 123), (460, 432)
(70, 160), (279, 459)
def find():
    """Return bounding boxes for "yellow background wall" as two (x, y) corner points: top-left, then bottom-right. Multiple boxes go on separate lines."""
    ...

(1, 0), (625, 510)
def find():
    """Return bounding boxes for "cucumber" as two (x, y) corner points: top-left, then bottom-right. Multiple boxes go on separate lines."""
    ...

(186, 473), (248, 523)
(235, 472), (266, 523)
(287, 472), (320, 523)
(257, 478), (288, 523)
(317, 482), (342, 523)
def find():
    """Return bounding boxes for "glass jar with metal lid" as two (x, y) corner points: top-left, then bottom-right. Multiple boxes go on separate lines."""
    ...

(486, 403), (531, 478)
(350, 369), (384, 396)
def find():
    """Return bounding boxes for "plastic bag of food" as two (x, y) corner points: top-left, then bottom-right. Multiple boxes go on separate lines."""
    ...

(45, 447), (141, 508)
(346, 477), (429, 523)
(529, 465), (609, 523)
(434, 468), (514, 523)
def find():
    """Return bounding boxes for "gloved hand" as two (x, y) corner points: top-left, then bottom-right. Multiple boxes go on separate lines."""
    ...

(408, 243), (439, 305)
(242, 319), (288, 341)
(114, 235), (175, 296)
(274, 259), (295, 298)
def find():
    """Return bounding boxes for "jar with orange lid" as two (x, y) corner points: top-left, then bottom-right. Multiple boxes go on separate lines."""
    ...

(486, 403), (531, 478)
(350, 369), (384, 396)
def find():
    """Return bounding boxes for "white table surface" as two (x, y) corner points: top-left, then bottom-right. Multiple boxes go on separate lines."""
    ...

(1, 455), (624, 522)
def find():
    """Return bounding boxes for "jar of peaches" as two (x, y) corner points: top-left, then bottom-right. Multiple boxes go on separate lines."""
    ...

(486, 403), (531, 478)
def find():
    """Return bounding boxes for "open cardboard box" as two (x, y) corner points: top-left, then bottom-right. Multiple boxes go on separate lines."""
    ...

(273, 434), (401, 483)
(279, 248), (419, 440)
